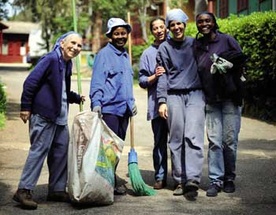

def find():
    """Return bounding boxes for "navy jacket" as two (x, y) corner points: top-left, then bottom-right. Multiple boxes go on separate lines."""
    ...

(194, 33), (246, 106)
(21, 49), (81, 121)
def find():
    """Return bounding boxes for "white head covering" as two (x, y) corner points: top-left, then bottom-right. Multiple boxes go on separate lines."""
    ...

(105, 18), (132, 38)
(165, 9), (189, 27)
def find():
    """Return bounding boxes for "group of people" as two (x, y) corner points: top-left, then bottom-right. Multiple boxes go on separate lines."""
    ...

(139, 8), (246, 200)
(13, 7), (246, 210)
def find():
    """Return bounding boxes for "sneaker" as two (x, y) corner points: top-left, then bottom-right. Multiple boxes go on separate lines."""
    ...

(47, 191), (70, 202)
(184, 180), (199, 201)
(206, 184), (221, 197)
(173, 184), (183, 196)
(13, 189), (38, 210)
(223, 181), (235, 193)
(153, 180), (167, 190)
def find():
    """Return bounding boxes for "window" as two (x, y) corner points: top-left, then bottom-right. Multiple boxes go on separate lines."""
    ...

(2, 40), (8, 55)
(219, 0), (229, 18)
(238, 0), (248, 12)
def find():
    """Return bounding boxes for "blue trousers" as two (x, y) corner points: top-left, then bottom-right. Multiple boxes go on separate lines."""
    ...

(151, 117), (168, 182)
(206, 101), (241, 186)
(102, 114), (129, 141)
(18, 114), (69, 192)
(167, 90), (205, 184)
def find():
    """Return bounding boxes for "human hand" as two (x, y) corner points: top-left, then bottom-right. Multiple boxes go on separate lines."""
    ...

(155, 66), (165, 77)
(80, 96), (86, 103)
(132, 103), (137, 116)
(158, 103), (168, 119)
(92, 106), (102, 117)
(20, 111), (31, 123)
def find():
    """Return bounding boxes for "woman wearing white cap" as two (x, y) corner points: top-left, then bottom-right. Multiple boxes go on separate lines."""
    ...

(156, 9), (205, 200)
(89, 18), (136, 195)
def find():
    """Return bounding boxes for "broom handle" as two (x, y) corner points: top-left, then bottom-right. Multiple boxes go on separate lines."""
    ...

(130, 117), (134, 149)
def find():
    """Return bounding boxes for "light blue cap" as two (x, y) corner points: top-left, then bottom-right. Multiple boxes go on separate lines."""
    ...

(165, 9), (189, 27)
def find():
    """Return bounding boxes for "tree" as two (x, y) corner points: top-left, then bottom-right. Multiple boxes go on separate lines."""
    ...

(90, 0), (128, 53)
(12, 0), (89, 51)
(194, 0), (207, 17)
(0, 0), (10, 20)
(127, 0), (151, 43)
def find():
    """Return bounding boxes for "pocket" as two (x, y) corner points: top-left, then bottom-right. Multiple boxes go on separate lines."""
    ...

(104, 69), (123, 100)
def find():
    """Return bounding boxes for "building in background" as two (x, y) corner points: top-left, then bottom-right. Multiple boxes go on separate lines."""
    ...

(207, 0), (275, 18)
(0, 21), (46, 66)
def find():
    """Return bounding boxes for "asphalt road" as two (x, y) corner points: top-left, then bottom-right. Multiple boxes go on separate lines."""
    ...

(0, 70), (276, 215)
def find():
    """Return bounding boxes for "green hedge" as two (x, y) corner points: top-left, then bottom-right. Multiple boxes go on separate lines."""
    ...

(0, 80), (7, 129)
(132, 11), (276, 122)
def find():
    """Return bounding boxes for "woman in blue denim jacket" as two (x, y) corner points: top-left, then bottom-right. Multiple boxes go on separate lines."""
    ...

(89, 18), (136, 195)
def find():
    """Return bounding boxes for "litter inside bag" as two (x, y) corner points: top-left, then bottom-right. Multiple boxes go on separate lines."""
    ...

(68, 111), (124, 205)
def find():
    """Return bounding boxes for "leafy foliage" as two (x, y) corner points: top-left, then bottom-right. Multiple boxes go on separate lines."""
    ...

(0, 0), (9, 20)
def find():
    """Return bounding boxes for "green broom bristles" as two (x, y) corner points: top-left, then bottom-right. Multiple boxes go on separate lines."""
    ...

(128, 119), (156, 196)
(128, 163), (156, 196)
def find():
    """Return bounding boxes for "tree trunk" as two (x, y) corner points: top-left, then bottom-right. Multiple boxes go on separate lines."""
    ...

(194, 0), (208, 17)
(138, 7), (148, 42)
(91, 11), (102, 53)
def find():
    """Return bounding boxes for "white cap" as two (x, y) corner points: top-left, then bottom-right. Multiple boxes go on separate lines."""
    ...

(106, 18), (132, 38)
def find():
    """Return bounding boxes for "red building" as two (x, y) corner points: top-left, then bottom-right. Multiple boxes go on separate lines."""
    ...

(0, 21), (39, 64)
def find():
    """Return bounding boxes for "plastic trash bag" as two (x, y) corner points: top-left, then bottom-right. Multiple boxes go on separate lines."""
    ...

(68, 111), (124, 205)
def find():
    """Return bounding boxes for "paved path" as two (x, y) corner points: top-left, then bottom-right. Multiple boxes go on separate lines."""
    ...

(0, 70), (276, 215)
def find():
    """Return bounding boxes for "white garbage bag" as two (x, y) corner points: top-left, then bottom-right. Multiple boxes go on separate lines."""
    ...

(68, 111), (124, 205)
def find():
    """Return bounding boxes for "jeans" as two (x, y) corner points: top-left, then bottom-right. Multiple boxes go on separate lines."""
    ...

(151, 117), (168, 182)
(206, 101), (241, 186)
(18, 114), (69, 192)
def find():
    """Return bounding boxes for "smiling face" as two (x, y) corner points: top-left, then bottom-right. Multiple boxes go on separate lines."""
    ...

(169, 20), (185, 41)
(196, 13), (215, 35)
(110, 27), (128, 50)
(60, 34), (82, 61)
(151, 19), (167, 43)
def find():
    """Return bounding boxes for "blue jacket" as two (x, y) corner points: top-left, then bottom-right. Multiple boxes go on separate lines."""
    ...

(21, 49), (81, 121)
(89, 42), (135, 117)
(139, 44), (160, 121)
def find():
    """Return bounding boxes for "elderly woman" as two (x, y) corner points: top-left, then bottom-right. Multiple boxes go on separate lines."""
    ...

(89, 18), (136, 195)
(13, 31), (85, 210)
(156, 9), (205, 200)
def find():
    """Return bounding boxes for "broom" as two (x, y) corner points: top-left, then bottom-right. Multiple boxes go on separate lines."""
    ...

(128, 117), (156, 196)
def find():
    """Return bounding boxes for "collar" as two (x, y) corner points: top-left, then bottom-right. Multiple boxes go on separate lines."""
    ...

(107, 42), (127, 57)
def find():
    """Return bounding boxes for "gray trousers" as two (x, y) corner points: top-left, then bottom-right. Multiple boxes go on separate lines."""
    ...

(18, 114), (69, 192)
(167, 90), (205, 184)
